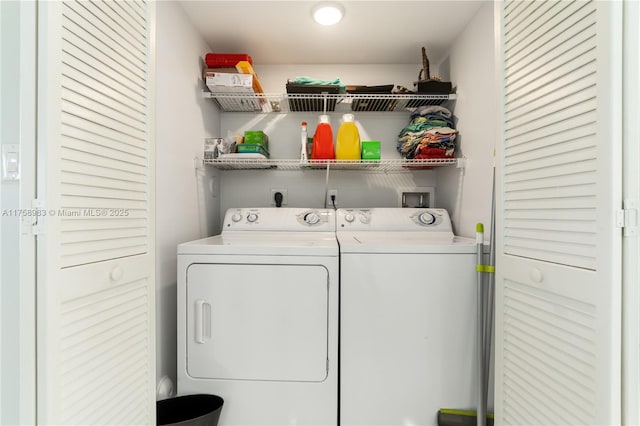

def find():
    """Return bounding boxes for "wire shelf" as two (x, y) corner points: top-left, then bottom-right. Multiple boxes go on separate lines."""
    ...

(202, 92), (456, 113)
(203, 158), (462, 172)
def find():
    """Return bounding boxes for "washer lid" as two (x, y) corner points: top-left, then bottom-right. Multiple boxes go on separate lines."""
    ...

(178, 232), (339, 256)
(337, 232), (477, 254)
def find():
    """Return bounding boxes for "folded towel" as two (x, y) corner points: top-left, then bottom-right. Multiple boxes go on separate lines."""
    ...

(293, 76), (346, 92)
(412, 105), (453, 118)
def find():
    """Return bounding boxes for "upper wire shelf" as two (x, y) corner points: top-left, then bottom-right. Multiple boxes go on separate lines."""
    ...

(202, 92), (457, 113)
(203, 158), (463, 172)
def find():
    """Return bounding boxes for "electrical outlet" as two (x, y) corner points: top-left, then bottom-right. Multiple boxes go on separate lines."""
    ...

(270, 189), (288, 206)
(327, 189), (338, 208)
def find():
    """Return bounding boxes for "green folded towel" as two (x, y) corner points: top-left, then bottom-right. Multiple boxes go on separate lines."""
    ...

(293, 76), (346, 92)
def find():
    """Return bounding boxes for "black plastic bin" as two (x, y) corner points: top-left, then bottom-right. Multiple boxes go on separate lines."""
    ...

(157, 394), (224, 426)
(286, 83), (340, 112)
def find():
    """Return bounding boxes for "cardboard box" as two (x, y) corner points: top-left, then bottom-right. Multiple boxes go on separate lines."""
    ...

(203, 68), (237, 81)
(205, 72), (253, 92)
(206, 72), (260, 111)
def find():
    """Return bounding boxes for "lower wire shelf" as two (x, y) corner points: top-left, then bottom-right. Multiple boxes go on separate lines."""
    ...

(203, 158), (463, 172)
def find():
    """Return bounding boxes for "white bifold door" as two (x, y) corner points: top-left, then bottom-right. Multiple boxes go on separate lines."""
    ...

(36, 1), (155, 424)
(495, 1), (622, 424)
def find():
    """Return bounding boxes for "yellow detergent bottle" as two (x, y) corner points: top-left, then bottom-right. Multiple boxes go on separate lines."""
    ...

(336, 113), (361, 160)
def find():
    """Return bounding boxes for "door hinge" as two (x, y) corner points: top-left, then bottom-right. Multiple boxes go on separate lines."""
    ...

(31, 199), (44, 236)
(32, 223), (44, 235)
(616, 200), (638, 237)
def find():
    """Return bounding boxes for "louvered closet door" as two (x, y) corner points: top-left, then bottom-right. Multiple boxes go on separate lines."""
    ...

(36, 1), (155, 424)
(495, 1), (622, 425)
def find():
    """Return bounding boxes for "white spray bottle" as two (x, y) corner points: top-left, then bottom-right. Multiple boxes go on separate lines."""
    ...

(300, 121), (308, 162)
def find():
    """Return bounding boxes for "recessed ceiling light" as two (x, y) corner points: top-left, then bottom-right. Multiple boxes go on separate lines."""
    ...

(312, 3), (344, 26)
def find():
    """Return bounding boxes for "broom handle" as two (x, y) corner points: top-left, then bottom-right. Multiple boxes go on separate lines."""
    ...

(476, 224), (486, 426)
(484, 169), (496, 406)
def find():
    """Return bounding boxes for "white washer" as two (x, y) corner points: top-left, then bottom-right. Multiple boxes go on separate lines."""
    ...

(177, 208), (339, 426)
(336, 208), (478, 426)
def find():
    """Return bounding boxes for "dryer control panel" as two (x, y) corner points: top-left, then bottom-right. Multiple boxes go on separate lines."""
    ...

(223, 207), (336, 231)
(337, 208), (453, 232)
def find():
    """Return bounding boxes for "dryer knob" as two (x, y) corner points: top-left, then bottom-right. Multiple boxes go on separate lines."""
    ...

(247, 213), (259, 222)
(304, 212), (321, 225)
(417, 212), (436, 225)
(359, 213), (371, 224)
(344, 213), (355, 223)
(231, 213), (242, 222)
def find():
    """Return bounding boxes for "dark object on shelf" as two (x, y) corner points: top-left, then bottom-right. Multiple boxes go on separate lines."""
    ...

(346, 85), (394, 94)
(286, 83), (340, 112)
(421, 46), (431, 81)
(408, 46), (452, 107)
(348, 85), (395, 111)
(205, 53), (252, 68)
(416, 80), (453, 94)
(157, 394), (224, 426)
(406, 80), (453, 108)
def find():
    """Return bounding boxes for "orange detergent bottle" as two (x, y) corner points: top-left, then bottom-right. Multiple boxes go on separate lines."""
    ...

(311, 115), (335, 160)
(335, 113), (361, 160)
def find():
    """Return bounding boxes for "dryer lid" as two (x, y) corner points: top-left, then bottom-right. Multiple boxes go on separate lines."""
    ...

(178, 232), (339, 256)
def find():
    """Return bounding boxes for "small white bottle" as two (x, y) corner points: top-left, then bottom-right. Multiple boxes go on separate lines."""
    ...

(300, 121), (308, 162)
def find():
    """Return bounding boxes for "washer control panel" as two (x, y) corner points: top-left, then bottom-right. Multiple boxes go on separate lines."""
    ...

(223, 208), (335, 231)
(337, 208), (452, 232)
(342, 210), (371, 225)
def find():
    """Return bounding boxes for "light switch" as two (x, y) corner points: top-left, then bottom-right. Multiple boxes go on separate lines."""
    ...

(7, 153), (18, 172)
(2, 144), (20, 181)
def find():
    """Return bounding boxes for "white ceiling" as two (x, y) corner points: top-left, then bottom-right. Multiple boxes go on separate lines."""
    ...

(179, 1), (486, 66)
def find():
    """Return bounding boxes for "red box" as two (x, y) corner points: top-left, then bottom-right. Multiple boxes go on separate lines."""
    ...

(205, 53), (253, 68)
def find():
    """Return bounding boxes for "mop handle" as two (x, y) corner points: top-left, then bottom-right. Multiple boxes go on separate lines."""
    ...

(476, 223), (486, 426)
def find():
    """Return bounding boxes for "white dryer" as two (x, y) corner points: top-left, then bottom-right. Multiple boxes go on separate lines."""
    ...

(336, 208), (478, 426)
(177, 208), (339, 426)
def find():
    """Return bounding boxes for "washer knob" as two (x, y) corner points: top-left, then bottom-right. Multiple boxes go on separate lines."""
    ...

(344, 213), (355, 223)
(359, 213), (371, 224)
(304, 212), (321, 225)
(231, 213), (242, 222)
(417, 212), (436, 225)
(246, 213), (259, 222)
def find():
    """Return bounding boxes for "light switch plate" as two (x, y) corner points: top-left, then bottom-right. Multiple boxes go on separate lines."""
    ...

(2, 144), (20, 181)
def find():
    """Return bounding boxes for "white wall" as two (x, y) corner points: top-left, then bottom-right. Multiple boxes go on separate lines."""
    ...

(155, 1), (219, 396)
(435, 2), (496, 239)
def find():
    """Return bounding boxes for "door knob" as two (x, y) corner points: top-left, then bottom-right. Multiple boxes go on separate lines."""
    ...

(110, 266), (124, 281)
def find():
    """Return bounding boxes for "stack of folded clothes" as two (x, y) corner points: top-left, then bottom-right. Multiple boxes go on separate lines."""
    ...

(397, 106), (458, 159)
